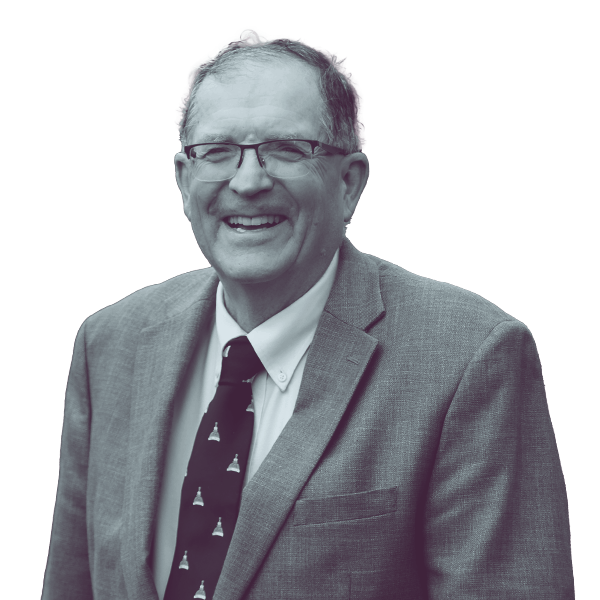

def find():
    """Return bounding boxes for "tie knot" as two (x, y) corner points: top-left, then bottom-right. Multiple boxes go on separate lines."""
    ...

(219, 337), (263, 384)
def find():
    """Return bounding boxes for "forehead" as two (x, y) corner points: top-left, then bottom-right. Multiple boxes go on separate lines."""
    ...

(188, 59), (324, 143)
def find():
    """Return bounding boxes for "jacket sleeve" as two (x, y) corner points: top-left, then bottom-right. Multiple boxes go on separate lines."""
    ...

(42, 322), (94, 599)
(423, 320), (574, 599)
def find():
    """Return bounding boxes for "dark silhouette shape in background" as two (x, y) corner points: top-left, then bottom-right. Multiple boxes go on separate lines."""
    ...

(40, 27), (575, 592)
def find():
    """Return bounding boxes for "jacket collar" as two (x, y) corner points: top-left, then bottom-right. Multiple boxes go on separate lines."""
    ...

(324, 238), (385, 331)
(214, 238), (385, 600)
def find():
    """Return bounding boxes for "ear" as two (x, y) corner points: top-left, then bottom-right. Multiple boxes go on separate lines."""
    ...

(175, 152), (193, 221)
(339, 152), (369, 223)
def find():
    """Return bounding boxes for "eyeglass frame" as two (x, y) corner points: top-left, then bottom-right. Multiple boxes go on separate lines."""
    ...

(183, 139), (349, 178)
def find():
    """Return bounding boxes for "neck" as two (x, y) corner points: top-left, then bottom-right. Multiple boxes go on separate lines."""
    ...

(220, 259), (333, 333)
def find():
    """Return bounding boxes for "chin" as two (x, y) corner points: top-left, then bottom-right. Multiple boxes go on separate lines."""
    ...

(218, 260), (293, 287)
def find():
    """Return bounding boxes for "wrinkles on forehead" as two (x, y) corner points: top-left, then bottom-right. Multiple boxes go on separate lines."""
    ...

(185, 58), (327, 144)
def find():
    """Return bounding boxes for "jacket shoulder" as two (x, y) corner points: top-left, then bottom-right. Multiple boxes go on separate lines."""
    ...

(366, 253), (520, 337)
(81, 267), (218, 341)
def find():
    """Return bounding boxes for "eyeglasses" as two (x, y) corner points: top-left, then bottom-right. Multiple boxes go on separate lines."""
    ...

(183, 139), (347, 182)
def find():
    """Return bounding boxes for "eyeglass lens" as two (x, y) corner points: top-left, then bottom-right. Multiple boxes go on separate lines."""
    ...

(190, 141), (314, 181)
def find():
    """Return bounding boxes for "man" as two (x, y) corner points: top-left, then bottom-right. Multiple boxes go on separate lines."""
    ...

(43, 36), (575, 600)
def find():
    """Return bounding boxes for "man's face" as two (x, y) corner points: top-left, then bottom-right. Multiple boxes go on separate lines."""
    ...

(175, 59), (357, 293)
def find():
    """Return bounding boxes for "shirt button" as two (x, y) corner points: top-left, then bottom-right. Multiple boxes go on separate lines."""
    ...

(278, 371), (287, 382)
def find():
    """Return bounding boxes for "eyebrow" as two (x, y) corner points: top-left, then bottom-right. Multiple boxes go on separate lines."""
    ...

(195, 134), (234, 143)
(193, 133), (306, 144)
(263, 133), (304, 141)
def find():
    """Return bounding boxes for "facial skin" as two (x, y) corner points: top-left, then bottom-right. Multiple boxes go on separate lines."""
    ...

(175, 58), (369, 330)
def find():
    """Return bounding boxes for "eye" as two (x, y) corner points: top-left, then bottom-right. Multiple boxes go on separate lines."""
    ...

(278, 144), (304, 154)
(194, 144), (237, 161)
(265, 141), (311, 161)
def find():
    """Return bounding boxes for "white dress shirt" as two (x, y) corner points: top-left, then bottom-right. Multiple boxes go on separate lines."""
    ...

(152, 250), (339, 599)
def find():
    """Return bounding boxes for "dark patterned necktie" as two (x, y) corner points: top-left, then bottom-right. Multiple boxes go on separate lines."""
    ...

(164, 336), (263, 600)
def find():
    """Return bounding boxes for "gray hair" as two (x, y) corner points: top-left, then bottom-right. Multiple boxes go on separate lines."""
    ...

(179, 31), (362, 153)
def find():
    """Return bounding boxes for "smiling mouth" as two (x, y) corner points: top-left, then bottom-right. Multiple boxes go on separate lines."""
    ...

(226, 215), (287, 232)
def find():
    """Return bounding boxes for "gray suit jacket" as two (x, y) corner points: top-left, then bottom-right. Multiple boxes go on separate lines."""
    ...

(43, 240), (574, 599)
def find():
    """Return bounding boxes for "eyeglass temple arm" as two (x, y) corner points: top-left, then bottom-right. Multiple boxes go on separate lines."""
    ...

(317, 141), (349, 155)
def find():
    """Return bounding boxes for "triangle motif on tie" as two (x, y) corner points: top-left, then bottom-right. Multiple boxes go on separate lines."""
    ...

(193, 487), (204, 506)
(194, 581), (207, 599)
(212, 517), (224, 537)
(227, 454), (240, 472)
(164, 336), (264, 600)
(208, 422), (220, 442)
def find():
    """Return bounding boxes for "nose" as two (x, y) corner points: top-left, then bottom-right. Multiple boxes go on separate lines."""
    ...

(228, 148), (274, 197)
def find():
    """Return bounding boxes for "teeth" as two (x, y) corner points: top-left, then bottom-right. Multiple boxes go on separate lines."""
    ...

(227, 215), (283, 226)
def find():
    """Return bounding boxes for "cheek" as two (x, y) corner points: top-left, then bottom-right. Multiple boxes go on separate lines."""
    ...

(189, 185), (220, 221)
(300, 192), (344, 249)
(289, 170), (341, 221)
(308, 162), (343, 202)
(308, 184), (344, 227)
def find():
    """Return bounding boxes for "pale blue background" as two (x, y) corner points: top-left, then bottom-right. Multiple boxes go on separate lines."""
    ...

(40, 27), (575, 303)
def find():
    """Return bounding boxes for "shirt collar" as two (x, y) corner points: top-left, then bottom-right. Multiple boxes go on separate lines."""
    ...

(215, 249), (339, 391)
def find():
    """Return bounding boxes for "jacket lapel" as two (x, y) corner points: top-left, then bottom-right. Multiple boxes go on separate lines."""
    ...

(215, 240), (385, 600)
(121, 273), (219, 600)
